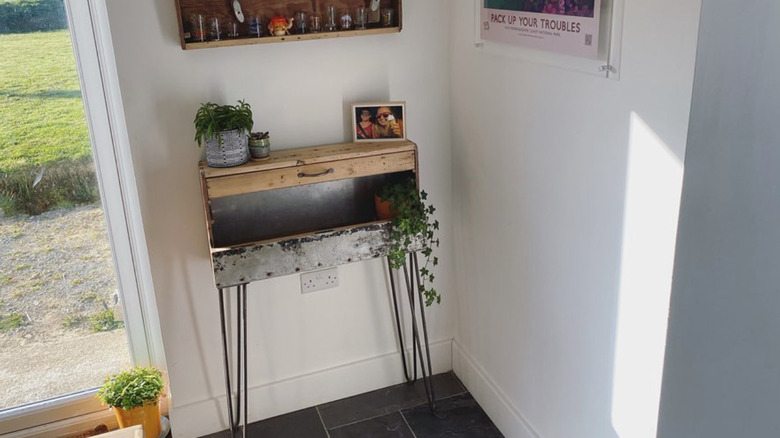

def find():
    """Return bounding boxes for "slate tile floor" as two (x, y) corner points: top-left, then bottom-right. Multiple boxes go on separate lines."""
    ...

(201, 372), (504, 437)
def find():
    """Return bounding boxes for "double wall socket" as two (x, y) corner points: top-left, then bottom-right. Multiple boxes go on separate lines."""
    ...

(300, 267), (339, 293)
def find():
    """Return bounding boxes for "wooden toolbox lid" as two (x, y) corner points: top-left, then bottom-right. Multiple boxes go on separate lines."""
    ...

(200, 140), (417, 198)
(199, 140), (417, 179)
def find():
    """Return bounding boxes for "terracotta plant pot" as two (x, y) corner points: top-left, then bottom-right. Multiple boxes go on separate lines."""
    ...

(374, 194), (398, 220)
(112, 399), (161, 438)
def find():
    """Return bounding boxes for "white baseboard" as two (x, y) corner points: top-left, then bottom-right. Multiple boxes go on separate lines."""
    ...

(452, 339), (540, 438)
(171, 339), (453, 438)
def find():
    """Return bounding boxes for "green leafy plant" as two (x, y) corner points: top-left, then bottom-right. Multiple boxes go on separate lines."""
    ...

(193, 100), (254, 147)
(89, 309), (123, 333)
(0, 312), (27, 333)
(97, 367), (164, 410)
(379, 178), (441, 306)
(62, 312), (86, 329)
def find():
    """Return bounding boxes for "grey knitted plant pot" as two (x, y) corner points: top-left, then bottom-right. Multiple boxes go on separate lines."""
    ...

(205, 129), (249, 168)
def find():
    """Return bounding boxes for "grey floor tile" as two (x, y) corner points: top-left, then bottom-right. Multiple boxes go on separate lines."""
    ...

(402, 393), (504, 438)
(318, 372), (466, 429)
(199, 407), (327, 438)
(328, 412), (415, 438)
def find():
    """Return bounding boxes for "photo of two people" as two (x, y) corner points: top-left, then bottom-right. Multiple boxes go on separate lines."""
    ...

(352, 103), (406, 142)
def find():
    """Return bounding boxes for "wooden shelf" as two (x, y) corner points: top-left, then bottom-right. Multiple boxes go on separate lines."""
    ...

(176, 0), (403, 50)
(183, 26), (400, 49)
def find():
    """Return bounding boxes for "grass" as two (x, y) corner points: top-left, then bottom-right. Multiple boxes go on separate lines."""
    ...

(62, 312), (86, 329)
(0, 31), (90, 173)
(88, 309), (123, 333)
(0, 313), (28, 332)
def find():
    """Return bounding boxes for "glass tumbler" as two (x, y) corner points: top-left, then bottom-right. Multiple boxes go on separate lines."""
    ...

(249, 15), (262, 37)
(325, 5), (337, 31)
(381, 8), (394, 27)
(295, 11), (307, 34)
(309, 14), (322, 33)
(191, 14), (206, 42)
(355, 6), (366, 30)
(209, 16), (221, 40)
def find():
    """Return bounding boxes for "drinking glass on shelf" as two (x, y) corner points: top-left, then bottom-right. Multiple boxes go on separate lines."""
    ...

(227, 21), (239, 38)
(309, 14), (322, 33)
(295, 11), (307, 34)
(325, 5), (337, 31)
(249, 15), (262, 37)
(209, 17), (221, 40)
(354, 6), (366, 30)
(381, 8), (394, 27)
(190, 13), (206, 42)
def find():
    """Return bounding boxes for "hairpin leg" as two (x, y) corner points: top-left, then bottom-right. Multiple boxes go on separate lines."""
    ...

(389, 252), (436, 412)
(412, 253), (436, 410)
(218, 284), (249, 438)
(387, 257), (412, 382)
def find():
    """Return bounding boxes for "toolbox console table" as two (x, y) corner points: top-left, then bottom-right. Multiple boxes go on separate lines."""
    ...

(199, 140), (436, 437)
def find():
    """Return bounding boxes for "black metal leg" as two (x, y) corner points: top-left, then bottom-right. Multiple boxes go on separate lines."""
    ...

(387, 257), (412, 382)
(412, 253), (436, 410)
(401, 259), (419, 383)
(218, 285), (249, 438)
(388, 252), (437, 412)
(404, 254), (433, 410)
(241, 284), (248, 438)
(235, 286), (242, 430)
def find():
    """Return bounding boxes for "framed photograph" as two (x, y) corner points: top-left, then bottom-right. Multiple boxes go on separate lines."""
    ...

(352, 102), (407, 142)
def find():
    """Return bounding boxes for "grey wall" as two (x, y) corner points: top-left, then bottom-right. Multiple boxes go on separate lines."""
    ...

(657, 2), (780, 437)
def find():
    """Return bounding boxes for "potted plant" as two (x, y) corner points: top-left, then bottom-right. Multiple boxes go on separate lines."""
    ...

(97, 367), (165, 438)
(194, 100), (254, 168)
(248, 131), (271, 160)
(377, 177), (441, 306)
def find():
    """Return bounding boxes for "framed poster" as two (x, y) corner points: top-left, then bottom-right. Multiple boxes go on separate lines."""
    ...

(481, 0), (602, 59)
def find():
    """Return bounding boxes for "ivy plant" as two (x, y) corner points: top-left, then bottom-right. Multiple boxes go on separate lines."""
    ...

(379, 178), (441, 306)
(97, 367), (164, 411)
(193, 100), (254, 146)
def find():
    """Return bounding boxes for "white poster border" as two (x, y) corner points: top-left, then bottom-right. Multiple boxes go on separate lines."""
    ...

(473, 0), (624, 80)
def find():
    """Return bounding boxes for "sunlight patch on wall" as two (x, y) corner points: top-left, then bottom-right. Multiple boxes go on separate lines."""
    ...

(611, 112), (683, 438)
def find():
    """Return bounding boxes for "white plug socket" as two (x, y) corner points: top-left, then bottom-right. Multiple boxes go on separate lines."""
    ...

(300, 267), (339, 293)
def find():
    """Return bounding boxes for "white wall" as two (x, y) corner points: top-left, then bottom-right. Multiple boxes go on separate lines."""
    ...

(103, 2), (455, 436)
(448, 0), (700, 437)
(657, 3), (780, 437)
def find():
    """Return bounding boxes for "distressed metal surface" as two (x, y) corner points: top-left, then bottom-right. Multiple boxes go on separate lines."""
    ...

(211, 222), (422, 288)
(210, 174), (400, 247)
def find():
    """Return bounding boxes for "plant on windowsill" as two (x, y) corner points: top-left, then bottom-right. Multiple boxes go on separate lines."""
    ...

(377, 177), (441, 306)
(97, 367), (165, 438)
(194, 100), (254, 168)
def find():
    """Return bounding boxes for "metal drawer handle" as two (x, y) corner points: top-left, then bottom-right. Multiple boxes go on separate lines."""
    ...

(297, 168), (334, 178)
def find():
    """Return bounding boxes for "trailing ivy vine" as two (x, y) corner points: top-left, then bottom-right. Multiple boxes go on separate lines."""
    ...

(380, 178), (441, 306)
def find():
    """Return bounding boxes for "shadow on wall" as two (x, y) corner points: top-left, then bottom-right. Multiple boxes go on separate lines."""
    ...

(610, 111), (683, 438)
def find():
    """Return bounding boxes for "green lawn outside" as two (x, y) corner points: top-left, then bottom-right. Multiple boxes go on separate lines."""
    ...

(0, 30), (90, 173)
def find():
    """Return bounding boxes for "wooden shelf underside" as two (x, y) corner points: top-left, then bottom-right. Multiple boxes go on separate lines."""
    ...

(184, 26), (400, 49)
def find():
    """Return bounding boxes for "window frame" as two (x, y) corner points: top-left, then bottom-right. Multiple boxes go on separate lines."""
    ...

(0, 0), (165, 435)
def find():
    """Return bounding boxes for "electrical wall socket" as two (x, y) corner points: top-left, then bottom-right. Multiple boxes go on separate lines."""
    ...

(300, 267), (339, 293)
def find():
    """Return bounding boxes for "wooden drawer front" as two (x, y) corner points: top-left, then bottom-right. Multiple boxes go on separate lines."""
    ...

(206, 151), (415, 199)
